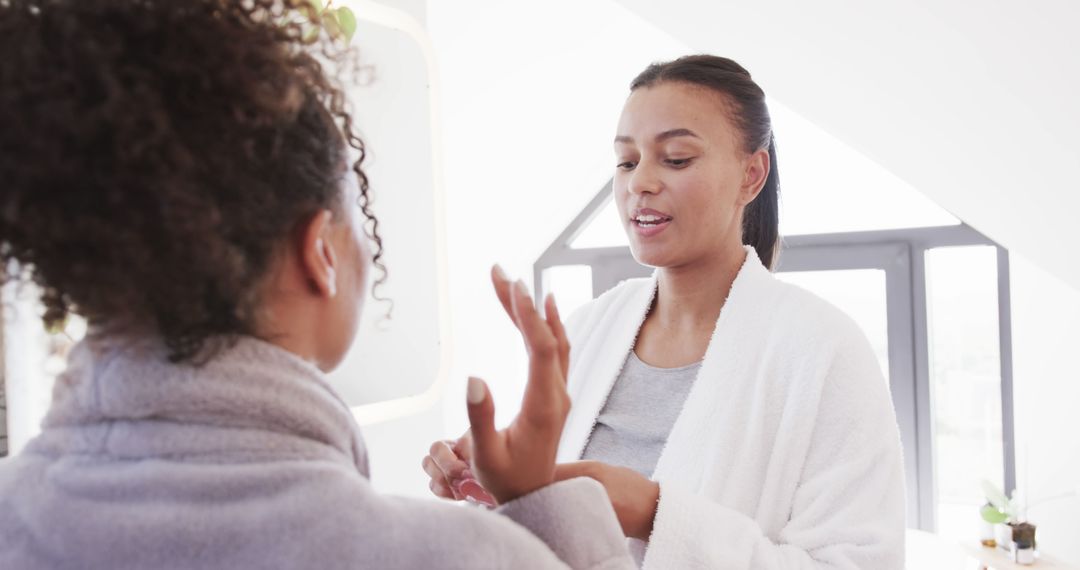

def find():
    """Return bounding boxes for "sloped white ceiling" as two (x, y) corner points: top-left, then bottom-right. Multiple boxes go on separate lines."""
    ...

(615, 0), (1080, 290)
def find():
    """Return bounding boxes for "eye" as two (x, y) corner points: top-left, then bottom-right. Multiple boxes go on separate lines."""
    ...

(665, 157), (693, 168)
(616, 161), (637, 171)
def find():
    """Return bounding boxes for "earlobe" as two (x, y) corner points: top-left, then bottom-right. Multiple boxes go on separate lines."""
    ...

(324, 244), (338, 298)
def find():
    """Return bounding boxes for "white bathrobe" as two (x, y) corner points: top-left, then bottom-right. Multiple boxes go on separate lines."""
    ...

(557, 246), (906, 569)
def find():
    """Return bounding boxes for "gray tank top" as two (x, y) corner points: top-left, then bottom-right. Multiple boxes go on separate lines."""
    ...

(580, 350), (702, 477)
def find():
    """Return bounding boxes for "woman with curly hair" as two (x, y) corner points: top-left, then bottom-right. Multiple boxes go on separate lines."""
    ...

(0, 1), (634, 568)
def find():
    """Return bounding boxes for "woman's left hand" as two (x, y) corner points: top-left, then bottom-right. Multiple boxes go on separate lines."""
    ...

(554, 461), (660, 541)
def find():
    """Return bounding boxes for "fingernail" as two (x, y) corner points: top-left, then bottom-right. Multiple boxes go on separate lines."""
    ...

(493, 264), (507, 280)
(467, 377), (485, 405)
(514, 279), (528, 297)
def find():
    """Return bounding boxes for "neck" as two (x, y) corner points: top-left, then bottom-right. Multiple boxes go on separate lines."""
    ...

(256, 294), (328, 371)
(651, 243), (748, 331)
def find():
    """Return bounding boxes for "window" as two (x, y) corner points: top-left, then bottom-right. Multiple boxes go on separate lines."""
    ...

(926, 246), (1006, 539)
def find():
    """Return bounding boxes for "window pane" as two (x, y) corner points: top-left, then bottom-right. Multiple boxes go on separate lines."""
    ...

(774, 269), (890, 377)
(925, 245), (1003, 540)
(543, 265), (594, 319)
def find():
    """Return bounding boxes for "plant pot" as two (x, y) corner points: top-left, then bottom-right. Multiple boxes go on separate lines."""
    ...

(995, 523), (1013, 551)
(995, 521), (1038, 554)
(1011, 521), (1037, 550)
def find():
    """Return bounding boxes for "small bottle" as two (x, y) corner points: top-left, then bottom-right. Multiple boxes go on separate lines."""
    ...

(979, 503), (997, 547)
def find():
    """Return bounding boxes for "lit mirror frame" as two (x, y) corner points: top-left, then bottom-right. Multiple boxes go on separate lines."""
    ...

(342, 1), (451, 426)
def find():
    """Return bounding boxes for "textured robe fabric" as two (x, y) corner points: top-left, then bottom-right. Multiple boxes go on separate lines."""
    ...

(0, 335), (634, 570)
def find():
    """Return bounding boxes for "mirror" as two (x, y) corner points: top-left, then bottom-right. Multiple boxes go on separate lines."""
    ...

(323, 2), (450, 426)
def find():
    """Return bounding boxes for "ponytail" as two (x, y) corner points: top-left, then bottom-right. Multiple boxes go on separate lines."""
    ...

(743, 136), (780, 270)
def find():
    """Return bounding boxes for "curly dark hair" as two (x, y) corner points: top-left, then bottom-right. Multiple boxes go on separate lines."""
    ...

(0, 0), (386, 362)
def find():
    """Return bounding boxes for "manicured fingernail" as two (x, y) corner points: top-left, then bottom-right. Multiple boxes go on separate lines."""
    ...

(467, 377), (485, 404)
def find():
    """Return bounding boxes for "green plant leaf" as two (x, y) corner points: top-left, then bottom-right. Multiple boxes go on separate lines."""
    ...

(982, 479), (1010, 511)
(981, 503), (1009, 524)
(302, 0), (325, 24)
(321, 11), (342, 39)
(301, 24), (320, 44)
(335, 6), (357, 42)
(1006, 489), (1021, 520)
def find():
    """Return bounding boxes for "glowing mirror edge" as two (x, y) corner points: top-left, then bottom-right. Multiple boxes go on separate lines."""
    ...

(345, 0), (451, 427)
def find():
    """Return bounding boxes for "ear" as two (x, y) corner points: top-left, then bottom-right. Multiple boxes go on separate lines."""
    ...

(298, 209), (338, 298)
(739, 148), (770, 206)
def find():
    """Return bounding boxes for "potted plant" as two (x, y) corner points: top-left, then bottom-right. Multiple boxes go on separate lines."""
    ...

(980, 480), (1037, 564)
(301, 0), (357, 43)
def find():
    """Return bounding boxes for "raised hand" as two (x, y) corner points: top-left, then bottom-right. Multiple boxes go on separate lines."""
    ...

(461, 267), (572, 505)
(421, 266), (571, 505)
(488, 265), (570, 380)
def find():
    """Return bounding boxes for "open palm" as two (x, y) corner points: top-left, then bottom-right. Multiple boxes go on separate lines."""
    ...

(462, 267), (572, 505)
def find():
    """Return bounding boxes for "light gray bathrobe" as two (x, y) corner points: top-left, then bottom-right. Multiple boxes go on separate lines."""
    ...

(0, 336), (633, 570)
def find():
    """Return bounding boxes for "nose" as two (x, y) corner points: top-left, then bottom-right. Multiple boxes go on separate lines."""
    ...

(627, 161), (662, 196)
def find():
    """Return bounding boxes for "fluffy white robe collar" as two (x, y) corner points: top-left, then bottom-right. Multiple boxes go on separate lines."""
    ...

(558, 246), (906, 569)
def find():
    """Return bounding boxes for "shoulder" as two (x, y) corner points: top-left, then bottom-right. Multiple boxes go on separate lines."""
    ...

(752, 271), (871, 352)
(715, 265), (886, 402)
(762, 276), (890, 403)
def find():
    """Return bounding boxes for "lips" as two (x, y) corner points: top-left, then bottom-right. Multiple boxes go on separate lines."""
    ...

(631, 207), (673, 225)
(629, 207), (673, 237)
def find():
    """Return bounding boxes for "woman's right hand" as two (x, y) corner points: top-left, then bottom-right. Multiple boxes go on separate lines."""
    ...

(422, 265), (571, 506)
(422, 430), (497, 507)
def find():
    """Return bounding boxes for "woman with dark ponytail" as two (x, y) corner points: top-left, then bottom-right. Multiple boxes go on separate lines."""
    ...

(425, 55), (906, 569)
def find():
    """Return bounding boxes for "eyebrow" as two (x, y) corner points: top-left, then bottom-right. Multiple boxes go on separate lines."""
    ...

(614, 128), (702, 144)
